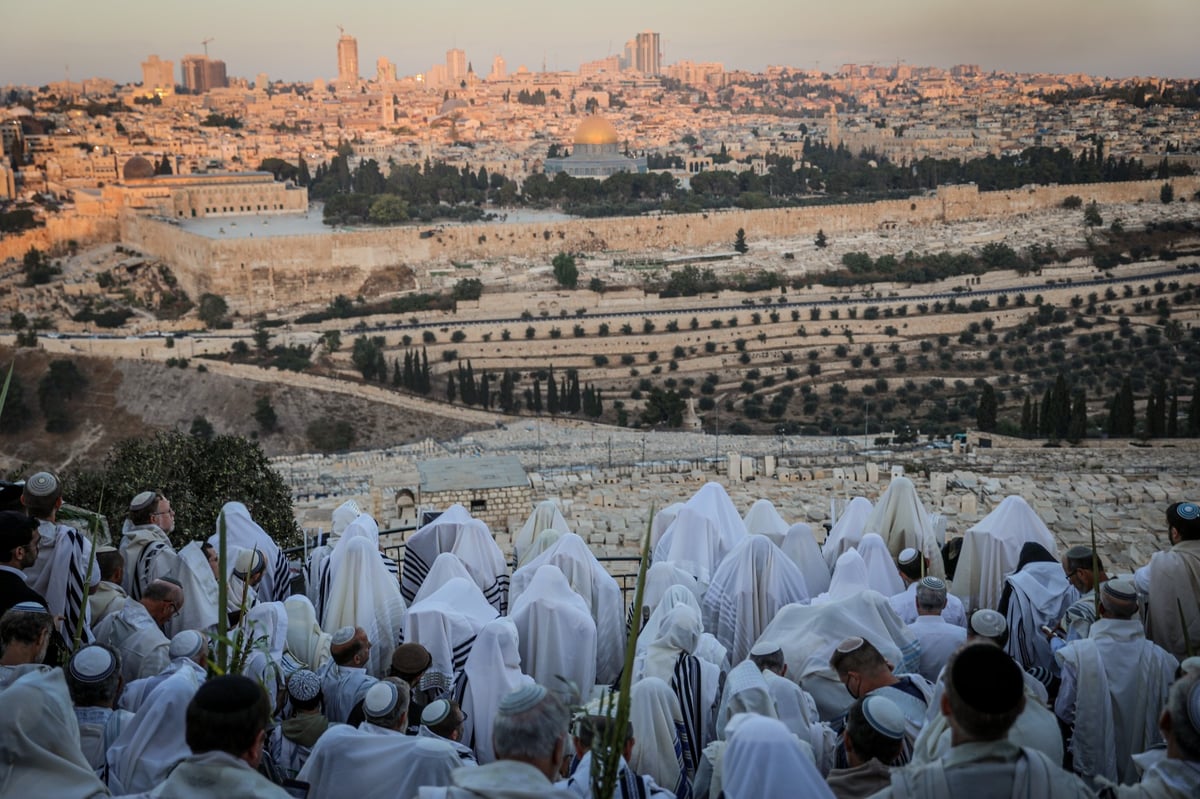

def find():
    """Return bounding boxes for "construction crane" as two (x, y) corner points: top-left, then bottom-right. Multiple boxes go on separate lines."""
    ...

(201, 38), (214, 57)
(337, 25), (344, 36)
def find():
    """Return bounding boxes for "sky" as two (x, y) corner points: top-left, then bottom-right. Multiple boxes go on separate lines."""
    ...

(2, 0), (1198, 87)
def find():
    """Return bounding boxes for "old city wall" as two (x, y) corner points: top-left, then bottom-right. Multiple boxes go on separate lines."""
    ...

(0, 214), (120, 262)
(120, 177), (1200, 313)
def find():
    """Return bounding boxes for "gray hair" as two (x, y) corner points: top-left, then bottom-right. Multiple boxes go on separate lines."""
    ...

(365, 678), (410, 729)
(66, 644), (123, 707)
(916, 583), (947, 613)
(1168, 670), (1200, 760)
(492, 688), (570, 762)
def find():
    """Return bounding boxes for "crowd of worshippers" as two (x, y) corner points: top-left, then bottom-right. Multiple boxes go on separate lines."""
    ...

(1, 468), (1199, 799)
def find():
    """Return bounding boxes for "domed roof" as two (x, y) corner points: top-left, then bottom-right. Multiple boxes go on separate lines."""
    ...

(574, 115), (619, 146)
(123, 156), (155, 181)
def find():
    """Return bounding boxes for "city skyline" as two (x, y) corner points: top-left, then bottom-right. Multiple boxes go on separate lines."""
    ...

(2, 0), (1198, 87)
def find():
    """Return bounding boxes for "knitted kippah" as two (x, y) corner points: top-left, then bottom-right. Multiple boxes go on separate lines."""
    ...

(287, 669), (322, 703)
(835, 636), (865, 654)
(129, 491), (158, 513)
(918, 576), (946, 592)
(861, 694), (906, 739)
(169, 630), (207, 660)
(69, 646), (118, 683)
(11, 600), (49, 613)
(898, 547), (919, 565)
(1101, 578), (1137, 602)
(363, 681), (400, 718)
(969, 609), (1007, 638)
(25, 472), (59, 498)
(421, 698), (452, 726)
(331, 626), (356, 647)
(499, 683), (547, 714)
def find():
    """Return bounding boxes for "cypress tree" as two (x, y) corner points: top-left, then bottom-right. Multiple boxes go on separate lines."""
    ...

(531, 378), (543, 414)
(1039, 387), (1053, 437)
(392, 358), (401, 387)
(420, 348), (431, 393)
(1068, 389), (1087, 443)
(976, 383), (997, 432)
(446, 374), (457, 403)
(1030, 398), (1038, 437)
(1188, 381), (1200, 437)
(1052, 374), (1070, 440)
(1146, 393), (1158, 438)
(547, 367), (559, 414)
(479, 372), (491, 410)
(1168, 387), (1179, 437)
(1020, 395), (1032, 437)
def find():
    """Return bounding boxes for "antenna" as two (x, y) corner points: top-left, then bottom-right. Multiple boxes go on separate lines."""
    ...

(201, 37), (214, 58)
(337, 25), (344, 36)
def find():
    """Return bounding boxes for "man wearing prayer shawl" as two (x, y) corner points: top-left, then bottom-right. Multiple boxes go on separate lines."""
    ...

(1054, 578), (1178, 786)
(106, 662), (201, 793)
(418, 699), (478, 764)
(950, 495), (1057, 613)
(721, 714), (834, 799)
(89, 546), (128, 626)
(323, 534), (406, 677)
(653, 484), (747, 588)
(742, 498), (790, 546)
(889, 548), (966, 628)
(907, 578), (967, 683)
(120, 491), (181, 600)
(701, 535), (810, 666)
(826, 695), (906, 799)
(93, 577), (181, 682)
(559, 710), (675, 799)
(870, 642), (1093, 799)
(511, 564), (597, 704)
(320, 625), (379, 724)
(821, 496), (873, 571)
(402, 576), (499, 689)
(514, 500), (571, 567)
(454, 618), (536, 764)
(749, 641), (837, 774)
(208, 501), (292, 604)
(781, 522), (832, 597)
(403, 504), (510, 614)
(1094, 669), (1200, 799)
(305, 498), (363, 605)
(1145, 501), (1200, 660)
(66, 643), (132, 782)
(997, 542), (1072, 675)
(271, 670), (334, 779)
(628, 677), (692, 798)
(0, 660), (109, 799)
(124, 674), (292, 798)
(861, 477), (944, 578)
(21, 471), (101, 646)
(166, 540), (220, 638)
(301, 679), (464, 799)
(830, 636), (935, 761)
(119, 629), (208, 714)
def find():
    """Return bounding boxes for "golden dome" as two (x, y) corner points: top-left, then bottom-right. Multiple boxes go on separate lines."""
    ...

(574, 115), (619, 146)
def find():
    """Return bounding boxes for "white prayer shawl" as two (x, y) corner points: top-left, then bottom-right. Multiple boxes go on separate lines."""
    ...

(242, 601), (289, 713)
(1145, 540), (1200, 660)
(106, 668), (199, 794)
(654, 483), (748, 585)
(1003, 562), (1072, 673)
(120, 523), (180, 600)
(857, 533), (906, 596)
(319, 663), (377, 725)
(763, 669), (837, 775)
(1054, 619), (1178, 785)
(510, 533), (625, 684)
(403, 576), (499, 682)
(640, 562), (703, 627)
(323, 536), (406, 677)
(638, 584), (704, 660)
(93, 599), (171, 682)
(88, 581), (127, 627)
(884, 739), (1094, 799)
(414, 552), (477, 605)
(821, 496), (874, 571)
(889, 583), (968, 628)
(209, 501), (291, 603)
(951, 495), (1058, 613)
(0, 665), (108, 799)
(754, 592), (923, 722)
(402, 504), (510, 614)
(816, 548), (872, 604)
(224, 544), (260, 617)
(715, 660), (778, 736)
(119, 658), (206, 714)
(782, 523), (832, 597)
(871, 675), (937, 743)
(298, 724), (464, 799)
(284, 594), (332, 673)
(75, 705), (132, 781)
(165, 540), (220, 638)
(455, 618), (535, 765)
(702, 536), (810, 666)
(513, 500), (571, 566)
(722, 715), (835, 799)
(862, 477), (944, 578)
(650, 502), (686, 551)
(521, 527), (564, 567)
(742, 499), (790, 546)
(314, 514), (382, 623)
(629, 676), (691, 796)
(133, 749), (291, 798)
(1103, 759), (1200, 799)
(25, 519), (100, 644)
(510, 565), (597, 702)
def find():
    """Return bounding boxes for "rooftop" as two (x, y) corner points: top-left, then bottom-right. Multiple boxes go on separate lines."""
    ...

(418, 455), (530, 494)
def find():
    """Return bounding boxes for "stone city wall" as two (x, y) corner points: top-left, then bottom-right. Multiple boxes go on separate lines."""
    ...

(119, 177), (1200, 313)
(419, 484), (534, 533)
(0, 214), (120, 262)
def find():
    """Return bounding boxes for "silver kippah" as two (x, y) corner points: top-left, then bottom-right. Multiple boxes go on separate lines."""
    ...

(69, 646), (118, 683)
(25, 472), (59, 498)
(331, 626), (356, 646)
(499, 683), (547, 714)
(169, 630), (206, 660)
(130, 491), (158, 513)
(970, 609), (1007, 638)
(11, 600), (49, 614)
(898, 547), (919, 565)
(836, 636), (865, 654)
(363, 681), (400, 718)
(288, 669), (322, 702)
(749, 639), (783, 657)
(861, 694), (906, 739)
(421, 698), (452, 726)
(1101, 578), (1137, 602)
(918, 576), (946, 592)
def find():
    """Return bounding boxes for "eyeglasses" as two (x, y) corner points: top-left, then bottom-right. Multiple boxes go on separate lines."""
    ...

(165, 601), (182, 619)
(153, 508), (175, 518)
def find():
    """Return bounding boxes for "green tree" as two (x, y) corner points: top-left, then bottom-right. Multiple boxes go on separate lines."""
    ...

(0, 372), (29, 433)
(1107, 377), (1136, 436)
(1067, 389), (1087, 444)
(305, 419), (356, 453)
(1083, 201), (1103, 228)
(189, 416), (214, 440)
(552, 253), (578, 288)
(197, 293), (229, 328)
(368, 194), (409, 224)
(67, 432), (300, 548)
(452, 278), (483, 301)
(814, 229), (828, 249)
(254, 395), (279, 433)
(641, 388), (685, 427)
(38, 359), (87, 433)
(976, 383), (998, 432)
(1161, 182), (1175, 204)
(253, 325), (271, 352)
(734, 228), (749, 254)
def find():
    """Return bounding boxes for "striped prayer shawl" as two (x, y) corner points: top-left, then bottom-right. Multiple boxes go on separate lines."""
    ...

(28, 523), (96, 646)
(265, 546), (292, 603)
(316, 551), (399, 624)
(130, 540), (172, 601)
(402, 549), (508, 615)
(671, 651), (704, 777)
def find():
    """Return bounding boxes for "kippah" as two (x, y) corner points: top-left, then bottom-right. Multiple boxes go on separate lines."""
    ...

(749, 640), (783, 657)
(288, 669), (322, 702)
(918, 576), (946, 591)
(11, 600), (49, 613)
(169, 630), (206, 660)
(193, 674), (262, 713)
(331, 626), (356, 647)
(950, 644), (1023, 714)
(1064, 545), (1094, 560)
(25, 472), (59, 498)
(970, 609), (1007, 638)
(1181, 657), (1200, 677)
(835, 636), (865, 654)
(391, 642), (433, 675)
(69, 646), (118, 683)
(422, 698), (452, 726)
(95, 545), (119, 554)
(1175, 502), (1200, 521)
(363, 681), (400, 718)
(232, 548), (265, 578)
(861, 695), (906, 739)
(130, 491), (158, 513)
(1101, 578), (1137, 602)
(898, 548), (919, 565)
(499, 683), (547, 714)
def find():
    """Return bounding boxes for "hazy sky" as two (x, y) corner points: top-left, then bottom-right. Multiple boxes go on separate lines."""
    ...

(3, 0), (1197, 87)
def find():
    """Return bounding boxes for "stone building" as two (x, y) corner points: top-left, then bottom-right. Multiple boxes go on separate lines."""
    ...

(544, 115), (646, 179)
(414, 455), (533, 532)
(107, 156), (307, 218)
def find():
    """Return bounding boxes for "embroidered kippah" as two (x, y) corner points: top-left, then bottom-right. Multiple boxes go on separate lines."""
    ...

(69, 646), (118, 682)
(861, 694), (906, 739)
(499, 683), (547, 714)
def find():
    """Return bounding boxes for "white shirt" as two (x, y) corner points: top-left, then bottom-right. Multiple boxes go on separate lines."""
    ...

(320, 663), (377, 724)
(908, 615), (968, 682)
(889, 583), (967, 628)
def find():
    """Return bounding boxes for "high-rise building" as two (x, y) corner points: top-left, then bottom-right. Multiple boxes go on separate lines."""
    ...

(621, 40), (636, 71)
(377, 57), (396, 83)
(337, 33), (359, 85)
(180, 55), (226, 93)
(635, 31), (661, 75)
(141, 54), (174, 97)
(488, 55), (506, 82)
(446, 48), (467, 85)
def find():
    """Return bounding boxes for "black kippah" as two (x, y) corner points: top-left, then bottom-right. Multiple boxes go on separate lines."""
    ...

(950, 643), (1023, 714)
(193, 674), (262, 714)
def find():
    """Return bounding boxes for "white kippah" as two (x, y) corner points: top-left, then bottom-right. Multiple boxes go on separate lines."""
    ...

(836, 636), (865, 654)
(288, 669), (322, 702)
(169, 630), (206, 660)
(1101, 578), (1138, 602)
(749, 639), (783, 657)
(970, 609), (1007, 638)
(898, 547), (919, 565)
(69, 646), (118, 682)
(25, 472), (59, 498)
(363, 682), (400, 718)
(1181, 657), (1200, 677)
(331, 626), (356, 646)
(422, 698), (452, 726)
(499, 683), (547, 714)
(861, 694), (907, 739)
(130, 491), (158, 513)
(918, 576), (946, 591)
